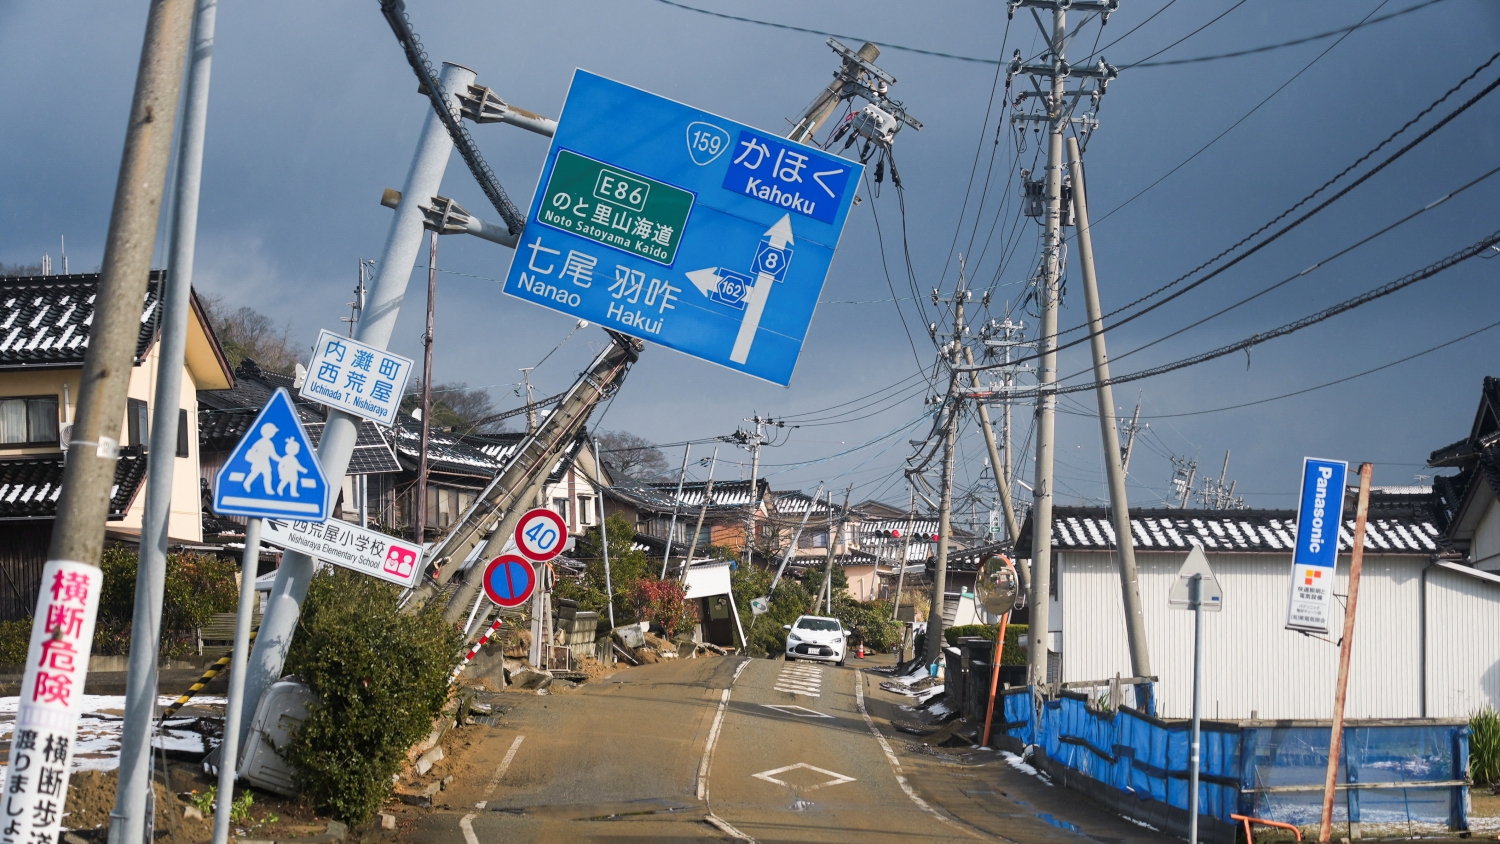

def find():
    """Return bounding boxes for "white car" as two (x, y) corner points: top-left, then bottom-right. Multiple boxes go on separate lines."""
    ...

(783, 615), (851, 666)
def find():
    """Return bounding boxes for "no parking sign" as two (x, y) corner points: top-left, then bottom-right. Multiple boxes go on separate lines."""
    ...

(515, 508), (567, 562)
(483, 554), (537, 608)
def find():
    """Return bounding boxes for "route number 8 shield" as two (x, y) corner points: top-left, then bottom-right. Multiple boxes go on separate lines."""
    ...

(515, 507), (568, 562)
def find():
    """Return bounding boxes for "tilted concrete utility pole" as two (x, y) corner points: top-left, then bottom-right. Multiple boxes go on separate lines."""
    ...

(435, 334), (641, 625)
(925, 286), (966, 664)
(787, 42), (881, 144)
(112, 1), (215, 839)
(1068, 136), (1153, 713)
(963, 344), (1027, 597)
(925, 374), (960, 665)
(238, 62), (476, 750)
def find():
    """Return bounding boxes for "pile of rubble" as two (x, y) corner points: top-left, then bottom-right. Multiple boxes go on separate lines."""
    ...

(609, 623), (730, 665)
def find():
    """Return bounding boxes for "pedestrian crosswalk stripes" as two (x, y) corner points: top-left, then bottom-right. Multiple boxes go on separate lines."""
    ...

(773, 661), (823, 697)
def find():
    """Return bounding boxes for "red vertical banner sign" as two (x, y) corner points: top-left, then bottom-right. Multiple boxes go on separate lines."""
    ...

(1, 561), (103, 844)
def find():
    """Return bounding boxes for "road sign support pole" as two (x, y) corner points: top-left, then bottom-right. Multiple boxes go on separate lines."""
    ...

(1067, 135), (1153, 715)
(212, 517), (264, 844)
(1189, 573), (1202, 844)
(239, 61), (473, 750)
(1319, 463), (1373, 842)
(112, 0), (215, 839)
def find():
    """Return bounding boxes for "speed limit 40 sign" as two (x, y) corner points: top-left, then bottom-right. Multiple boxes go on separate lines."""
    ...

(515, 508), (567, 561)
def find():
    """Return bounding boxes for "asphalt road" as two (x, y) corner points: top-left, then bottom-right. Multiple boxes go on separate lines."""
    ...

(407, 655), (1168, 843)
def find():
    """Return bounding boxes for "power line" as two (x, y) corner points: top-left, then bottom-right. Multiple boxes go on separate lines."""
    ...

(1080, 0), (1407, 239)
(993, 52), (1500, 372)
(1074, 161), (1500, 375)
(983, 227), (1500, 400)
(1120, 0), (1251, 69)
(1133, 317), (1500, 419)
(1135, 0), (1451, 67)
(645, 0), (1449, 70)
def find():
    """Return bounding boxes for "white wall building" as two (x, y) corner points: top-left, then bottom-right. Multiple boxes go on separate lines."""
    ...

(1018, 492), (1500, 720)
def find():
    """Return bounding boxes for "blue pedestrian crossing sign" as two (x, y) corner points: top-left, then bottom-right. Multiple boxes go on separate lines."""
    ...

(502, 70), (864, 386)
(213, 387), (330, 521)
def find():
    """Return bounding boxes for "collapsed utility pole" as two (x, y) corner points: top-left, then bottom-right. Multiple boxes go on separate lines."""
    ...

(1068, 135), (1152, 712)
(433, 333), (642, 624)
(1005, 0), (1119, 687)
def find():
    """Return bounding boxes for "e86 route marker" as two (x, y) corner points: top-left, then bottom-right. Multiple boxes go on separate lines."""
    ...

(515, 507), (567, 561)
(483, 554), (537, 608)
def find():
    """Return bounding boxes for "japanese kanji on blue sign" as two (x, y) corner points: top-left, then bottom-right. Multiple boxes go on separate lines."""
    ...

(213, 387), (330, 521)
(300, 329), (414, 425)
(503, 70), (864, 386)
(1284, 456), (1348, 634)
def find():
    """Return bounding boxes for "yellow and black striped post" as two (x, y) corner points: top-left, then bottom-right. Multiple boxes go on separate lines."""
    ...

(161, 629), (257, 720)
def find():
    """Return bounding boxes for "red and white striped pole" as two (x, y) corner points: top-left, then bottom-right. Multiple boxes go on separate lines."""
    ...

(451, 619), (504, 684)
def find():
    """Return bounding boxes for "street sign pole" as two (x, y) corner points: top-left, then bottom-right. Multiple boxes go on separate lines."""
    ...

(1188, 573), (1203, 844)
(212, 517), (264, 844)
(239, 61), (472, 749)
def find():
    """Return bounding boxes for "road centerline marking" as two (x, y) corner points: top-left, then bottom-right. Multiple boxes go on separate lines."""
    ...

(474, 734), (525, 809)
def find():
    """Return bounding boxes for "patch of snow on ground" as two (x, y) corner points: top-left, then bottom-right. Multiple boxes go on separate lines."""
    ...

(913, 685), (945, 704)
(926, 700), (953, 718)
(1123, 816), (1159, 831)
(0, 694), (224, 775)
(1000, 749), (1053, 786)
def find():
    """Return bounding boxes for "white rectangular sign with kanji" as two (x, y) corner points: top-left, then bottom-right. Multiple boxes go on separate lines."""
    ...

(0, 560), (104, 844)
(263, 517), (424, 588)
(300, 329), (413, 426)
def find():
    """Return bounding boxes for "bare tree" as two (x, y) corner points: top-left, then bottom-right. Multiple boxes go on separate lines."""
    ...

(0, 263), (44, 277)
(200, 295), (302, 374)
(596, 430), (669, 480)
(402, 381), (505, 433)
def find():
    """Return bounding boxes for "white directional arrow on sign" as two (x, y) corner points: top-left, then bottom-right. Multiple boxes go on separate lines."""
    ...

(686, 267), (724, 299)
(732, 215), (794, 364)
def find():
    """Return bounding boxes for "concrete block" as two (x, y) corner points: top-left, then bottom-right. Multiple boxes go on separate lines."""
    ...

(379, 812), (397, 830)
(415, 745), (444, 775)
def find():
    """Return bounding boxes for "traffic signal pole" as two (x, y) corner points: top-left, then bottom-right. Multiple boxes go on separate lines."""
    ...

(237, 62), (475, 751)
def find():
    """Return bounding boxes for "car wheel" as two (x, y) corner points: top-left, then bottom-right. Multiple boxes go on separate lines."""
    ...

(785, 655), (795, 662)
(837, 659), (846, 667)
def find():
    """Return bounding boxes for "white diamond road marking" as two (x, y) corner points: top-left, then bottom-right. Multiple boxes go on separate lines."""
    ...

(760, 704), (831, 718)
(752, 762), (856, 791)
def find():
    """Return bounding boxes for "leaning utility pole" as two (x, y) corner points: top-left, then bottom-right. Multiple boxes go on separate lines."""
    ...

(414, 231), (438, 544)
(111, 0), (210, 840)
(925, 284), (968, 665)
(1068, 135), (1151, 712)
(1006, 0), (1118, 687)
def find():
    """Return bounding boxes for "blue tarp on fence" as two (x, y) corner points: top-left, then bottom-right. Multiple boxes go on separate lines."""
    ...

(995, 686), (1468, 839)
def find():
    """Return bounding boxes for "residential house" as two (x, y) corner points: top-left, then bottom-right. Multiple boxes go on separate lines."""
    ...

(0, 272), (234, 619)
(1431, 374), (1500, 569)
(604, 478), (771, 563)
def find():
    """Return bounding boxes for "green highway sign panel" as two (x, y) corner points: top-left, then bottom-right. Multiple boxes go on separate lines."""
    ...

(537, 150), (694, 265)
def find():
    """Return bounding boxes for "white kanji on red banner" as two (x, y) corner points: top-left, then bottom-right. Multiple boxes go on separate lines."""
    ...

(0, 560), (102, 844)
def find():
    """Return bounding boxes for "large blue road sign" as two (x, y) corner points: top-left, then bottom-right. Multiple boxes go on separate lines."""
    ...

(213, 388), (330, 521)
(503, 70), (864, 386)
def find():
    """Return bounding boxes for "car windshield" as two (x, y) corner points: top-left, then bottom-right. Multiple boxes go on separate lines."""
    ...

(796, 618), (840, 631)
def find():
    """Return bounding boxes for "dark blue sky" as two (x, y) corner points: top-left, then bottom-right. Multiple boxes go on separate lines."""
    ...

(3, 1), (1497, 529)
